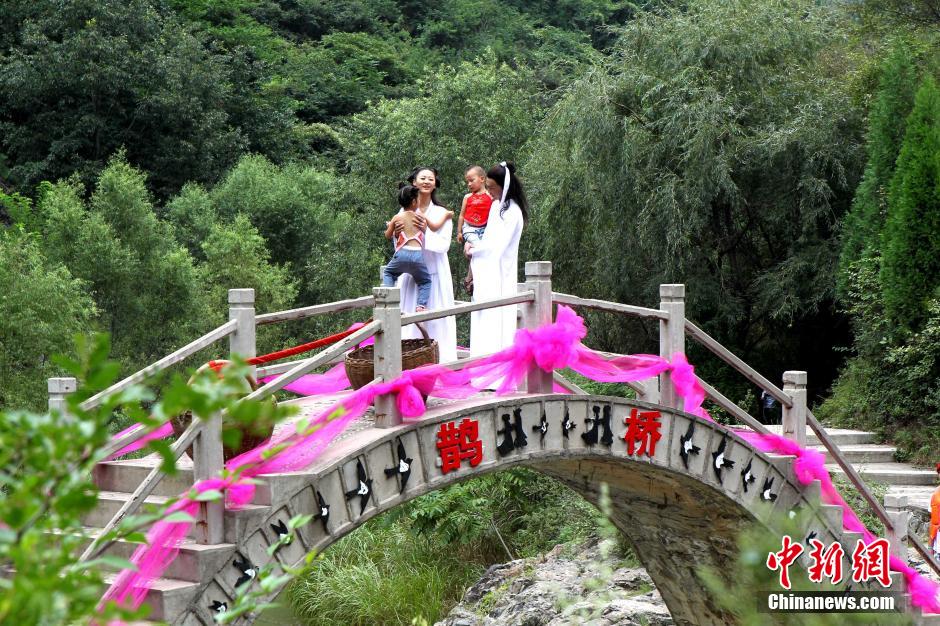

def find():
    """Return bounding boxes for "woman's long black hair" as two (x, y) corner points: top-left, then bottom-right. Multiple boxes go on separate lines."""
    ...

(407, 166), (443, 207)
(487, 162), (528, 223)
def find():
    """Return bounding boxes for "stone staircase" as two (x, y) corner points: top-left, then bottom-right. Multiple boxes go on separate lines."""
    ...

(763, 425), (937, 520)
(87, 456), (268, 623)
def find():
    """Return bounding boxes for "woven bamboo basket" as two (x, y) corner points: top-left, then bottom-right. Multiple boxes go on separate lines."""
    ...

(171, 360), (273, 461)
(344, 323), (439, 389)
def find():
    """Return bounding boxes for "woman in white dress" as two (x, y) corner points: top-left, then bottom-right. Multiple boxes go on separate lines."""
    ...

(395, 166), (457, 362)
(466, 162), (527, 355)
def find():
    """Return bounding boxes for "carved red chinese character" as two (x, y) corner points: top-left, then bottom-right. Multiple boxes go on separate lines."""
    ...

(807, 539), (844, 585)
(766, 535), (804, 590)
(851, 538), (891, 587)
(436, 418), (484, 474)
(623, 408), (662, 457)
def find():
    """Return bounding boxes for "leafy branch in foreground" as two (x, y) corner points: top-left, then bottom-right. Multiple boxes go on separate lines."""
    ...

(0, 333), (299, 624)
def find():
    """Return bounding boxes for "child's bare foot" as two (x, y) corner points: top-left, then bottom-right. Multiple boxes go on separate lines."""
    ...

(416, 305), (427, 312)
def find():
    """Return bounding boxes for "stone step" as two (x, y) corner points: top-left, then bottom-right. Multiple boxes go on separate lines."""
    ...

(84, 491), (270, 543)
(94, 457), (195, 498)
(762, 424), (877, 446)
(75, 527), (235, 583)
(82, 491), (171, 529)
(101, 573), (200, 623)
(94, 454), (280, 505)
(826, 464), (938, 487)
(810, 444), (897, 465)
(886, 486), (935, 514)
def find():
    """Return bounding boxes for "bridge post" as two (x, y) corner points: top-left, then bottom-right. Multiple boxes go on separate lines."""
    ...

(373, 286), (402, 428)
(523, 261), (554, 394)
(229, 288), (257, 375)
(47, 377), (77, 415)
(781, 371), (807, 446)
(659, 284), (686, 409)
(884, 494), (910, 561)
(193, 289), (255, 545)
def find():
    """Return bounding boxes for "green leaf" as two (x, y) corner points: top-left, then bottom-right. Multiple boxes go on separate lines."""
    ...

(163, 511), (196, 524)
(194, 489), (223, 502)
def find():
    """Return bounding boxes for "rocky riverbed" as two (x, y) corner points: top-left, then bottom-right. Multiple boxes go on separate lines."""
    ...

(434, 540), (673, 626)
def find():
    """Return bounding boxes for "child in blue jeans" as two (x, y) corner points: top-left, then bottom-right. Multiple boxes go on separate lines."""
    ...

(383, 184), (452, 311)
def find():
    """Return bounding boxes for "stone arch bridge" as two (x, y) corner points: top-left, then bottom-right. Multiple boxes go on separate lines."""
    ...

(67, 262), (937, 624)
(91, 394), (905, 625)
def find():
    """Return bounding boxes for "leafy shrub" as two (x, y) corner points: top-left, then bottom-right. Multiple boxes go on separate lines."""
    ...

(288, 522), (484, 626)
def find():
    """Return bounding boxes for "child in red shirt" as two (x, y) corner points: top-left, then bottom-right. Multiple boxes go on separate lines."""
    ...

(456, 165), (493, 294)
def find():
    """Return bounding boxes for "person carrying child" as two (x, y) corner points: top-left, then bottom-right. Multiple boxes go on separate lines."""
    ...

(456, 165), (493, 294)
(383, 183), (453, 311)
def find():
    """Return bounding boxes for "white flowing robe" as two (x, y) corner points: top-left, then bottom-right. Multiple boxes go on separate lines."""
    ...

(469, 199), (523, 355)
(397, 202), (457, 363)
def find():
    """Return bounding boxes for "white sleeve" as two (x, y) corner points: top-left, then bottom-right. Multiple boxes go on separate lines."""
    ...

(471, 204), (521, 258)
(424, 212), (453, 253)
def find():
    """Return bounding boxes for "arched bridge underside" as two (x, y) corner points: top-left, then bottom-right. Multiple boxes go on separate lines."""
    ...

(172, 394), (861, 625)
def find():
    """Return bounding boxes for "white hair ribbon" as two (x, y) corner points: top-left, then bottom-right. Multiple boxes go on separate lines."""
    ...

(499, 161), (510, 206)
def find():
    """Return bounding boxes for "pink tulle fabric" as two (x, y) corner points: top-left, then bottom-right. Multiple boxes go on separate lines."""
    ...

(99, 304), (940, 616)
(105, 422), (175, 461)
(261, 362), (351, 396)
(99, 478), (255, 611)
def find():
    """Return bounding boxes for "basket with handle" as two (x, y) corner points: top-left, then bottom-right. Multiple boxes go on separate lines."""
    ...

(344, 323), (439, 390)
(171, 360), (273, 461)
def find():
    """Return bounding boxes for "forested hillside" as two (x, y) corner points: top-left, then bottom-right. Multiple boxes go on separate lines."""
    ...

(1, 0), (939, 457)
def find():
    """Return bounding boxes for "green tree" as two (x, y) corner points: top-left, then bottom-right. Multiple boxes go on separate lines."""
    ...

(0, 229), (95, 411)
(524, 0), (866, 393)
(879, 75), (940, 331)
(343, 59), (545, 208)
(200, 214), (299, 353)
(286, 32), (416, 122)
(164, 183), (221, 261)
(838, 44), (918, 285)
(38, 156), (207, 368)
(206, 155), (335, 277)
(0, 0), (301, 198)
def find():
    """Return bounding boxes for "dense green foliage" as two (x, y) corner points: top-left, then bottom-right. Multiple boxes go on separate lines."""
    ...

(0, 0), (302, 199)
(37, 157), (208, 367)
(880, 75), (940, 329)
(838, 45), (917, 286)
(821, 33), (940, 463)
(525, 0), (865, 397)
(0, 229), (95, 411)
